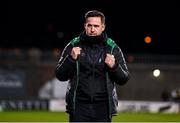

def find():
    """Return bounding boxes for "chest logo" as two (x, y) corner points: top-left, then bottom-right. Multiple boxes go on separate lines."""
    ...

(99, 58), (102, 63)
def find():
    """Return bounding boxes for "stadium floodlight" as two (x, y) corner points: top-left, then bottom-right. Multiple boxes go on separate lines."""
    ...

(153, 69), (160, 77)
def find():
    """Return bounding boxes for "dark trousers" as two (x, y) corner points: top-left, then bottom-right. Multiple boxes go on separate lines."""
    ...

(69, 101), (111, 122)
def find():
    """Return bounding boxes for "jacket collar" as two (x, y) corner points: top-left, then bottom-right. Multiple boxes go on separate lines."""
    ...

(79, 31), (108, 45)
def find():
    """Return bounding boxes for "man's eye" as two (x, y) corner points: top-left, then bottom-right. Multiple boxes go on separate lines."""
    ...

(87, 24), (92, 27)
(94, 25), (99, 28)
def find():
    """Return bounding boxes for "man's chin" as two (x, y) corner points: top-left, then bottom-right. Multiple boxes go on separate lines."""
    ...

(88, 34), (99, 36)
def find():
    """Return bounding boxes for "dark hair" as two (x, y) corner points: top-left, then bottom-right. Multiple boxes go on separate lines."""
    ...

(84, 10), (105, 24)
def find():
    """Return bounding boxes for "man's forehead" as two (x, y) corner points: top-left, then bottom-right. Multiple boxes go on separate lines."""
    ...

(85, 17), (103, 24)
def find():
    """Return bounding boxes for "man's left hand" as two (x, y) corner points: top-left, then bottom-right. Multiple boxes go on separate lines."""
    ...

(105, 54), (115, 68)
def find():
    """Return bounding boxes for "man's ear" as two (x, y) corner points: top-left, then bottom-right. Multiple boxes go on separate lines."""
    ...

(102, 24), (105, 31)
(84, 23), (87, 29)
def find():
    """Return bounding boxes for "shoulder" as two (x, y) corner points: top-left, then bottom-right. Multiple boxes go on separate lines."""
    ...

(70, 36), (80, 46)
(106, 38), (117, 48)
(105, 38), (125, 56)
(63, 36), (80, 50)
(105, 38), (118, 53)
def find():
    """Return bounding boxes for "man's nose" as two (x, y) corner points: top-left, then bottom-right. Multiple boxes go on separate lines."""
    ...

(91, 26), (95, 32)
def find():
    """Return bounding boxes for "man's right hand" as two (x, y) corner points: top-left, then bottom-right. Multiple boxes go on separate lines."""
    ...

(71, 47), (82, 60)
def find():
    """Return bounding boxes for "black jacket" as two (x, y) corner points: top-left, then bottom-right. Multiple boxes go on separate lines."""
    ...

(55, 32), (130, 117)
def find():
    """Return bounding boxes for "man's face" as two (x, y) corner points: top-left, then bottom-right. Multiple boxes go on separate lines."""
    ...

(84, 17), (105, 36)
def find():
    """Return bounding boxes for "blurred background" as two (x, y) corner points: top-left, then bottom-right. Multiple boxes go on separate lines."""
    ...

(2, 0), (180, 120)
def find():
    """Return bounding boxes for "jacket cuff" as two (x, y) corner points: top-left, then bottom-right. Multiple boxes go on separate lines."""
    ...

(109, 63), (119, 72)
(67, 55), (76, 63)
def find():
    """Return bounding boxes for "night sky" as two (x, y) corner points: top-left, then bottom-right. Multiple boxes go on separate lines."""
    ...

(7, 0), (179, 55)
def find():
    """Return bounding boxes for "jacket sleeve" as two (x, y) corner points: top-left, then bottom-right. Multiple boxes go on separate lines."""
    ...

(108, 46), (130, 85)
(55, 42), (76, 81)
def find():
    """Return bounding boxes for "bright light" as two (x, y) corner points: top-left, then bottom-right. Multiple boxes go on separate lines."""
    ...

(153, 69), (160, 77)
(144, 36), (152, 44)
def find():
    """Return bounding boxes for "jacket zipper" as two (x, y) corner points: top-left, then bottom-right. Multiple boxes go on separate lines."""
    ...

(91, 63), (95, 102)
(91, 46), (95, 102)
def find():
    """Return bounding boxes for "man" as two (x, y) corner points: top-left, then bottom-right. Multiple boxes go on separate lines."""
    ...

(55, 10), (130, 122)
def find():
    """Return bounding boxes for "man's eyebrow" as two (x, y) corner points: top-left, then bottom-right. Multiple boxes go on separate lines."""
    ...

(87, 24), (99, 26)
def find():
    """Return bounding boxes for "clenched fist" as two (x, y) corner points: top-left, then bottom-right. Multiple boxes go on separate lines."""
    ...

(105, 54), (115, 68)
(71, 47), (82, 60)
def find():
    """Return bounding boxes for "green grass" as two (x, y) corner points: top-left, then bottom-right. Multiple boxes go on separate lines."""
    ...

(0, 111), (180, 122)
(113, 112), (180, 122)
